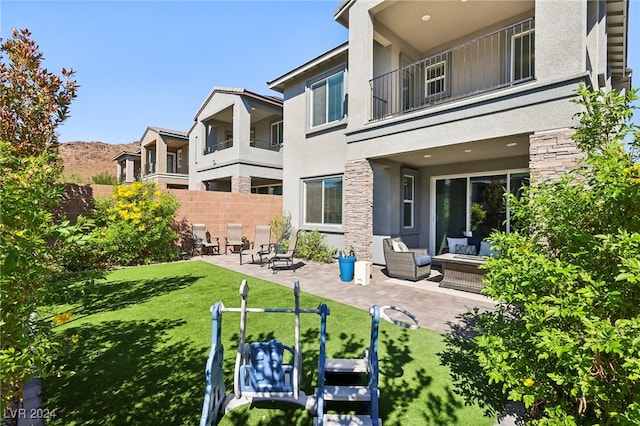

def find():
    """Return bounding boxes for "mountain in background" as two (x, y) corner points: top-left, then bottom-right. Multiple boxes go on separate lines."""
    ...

(59, 141), (139, 183)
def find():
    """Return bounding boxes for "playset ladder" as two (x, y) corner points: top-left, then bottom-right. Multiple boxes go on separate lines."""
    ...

(314, 306), (383, 426)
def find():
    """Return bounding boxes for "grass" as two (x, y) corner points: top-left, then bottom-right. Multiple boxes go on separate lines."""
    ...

(43, 260), (496, 425)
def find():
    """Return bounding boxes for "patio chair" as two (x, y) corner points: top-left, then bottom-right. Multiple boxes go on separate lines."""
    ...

(240, 225), (273, 265)
(270, 229), (300, 273)
(382, 237), (431, 281)
(224, 223), (244, 254)
(191, 223), (220, 256)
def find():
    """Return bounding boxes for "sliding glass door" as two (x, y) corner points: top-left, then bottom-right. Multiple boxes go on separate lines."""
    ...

(433, 170), (528, 254)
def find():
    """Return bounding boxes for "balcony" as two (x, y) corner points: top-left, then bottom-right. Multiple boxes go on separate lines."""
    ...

(370, 18), (534, 121)
(250, 138), (281, 151)
(203, 138), (233, 155)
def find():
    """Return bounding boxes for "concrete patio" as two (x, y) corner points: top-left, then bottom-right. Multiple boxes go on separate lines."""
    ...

(198, 252), (497, 335)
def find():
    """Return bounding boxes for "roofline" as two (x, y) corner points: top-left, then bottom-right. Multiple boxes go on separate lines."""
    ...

(333, 0), (354, 26)
(267, 41), (349, 92)
(140, 126), (188, 143)
(188, 87), (283, 135)
(112, 149), (141, 161)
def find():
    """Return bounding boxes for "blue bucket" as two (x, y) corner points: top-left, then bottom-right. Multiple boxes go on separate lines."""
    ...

(338, 255), (356, 282)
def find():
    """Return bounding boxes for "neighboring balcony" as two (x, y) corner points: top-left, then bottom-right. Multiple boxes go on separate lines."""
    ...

(250, 138), (281, 151)
(203, 137), (233, 155)
(370, 18), (534, 121)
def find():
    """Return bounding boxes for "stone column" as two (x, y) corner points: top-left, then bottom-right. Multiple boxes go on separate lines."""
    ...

(231, 175), (251, 193)
(344, 159), (373, 264)
(529, 129), (583, 183)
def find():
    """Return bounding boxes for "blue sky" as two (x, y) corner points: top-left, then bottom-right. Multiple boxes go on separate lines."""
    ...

(1, 0), (639, 145)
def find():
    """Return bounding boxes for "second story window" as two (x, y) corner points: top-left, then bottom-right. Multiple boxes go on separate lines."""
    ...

(310, 71), (345, 128)
(425, 61), (446, 98)
(271, 120), (283, 146)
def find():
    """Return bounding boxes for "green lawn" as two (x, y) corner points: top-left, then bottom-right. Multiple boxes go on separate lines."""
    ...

(43, 260), (495, 425)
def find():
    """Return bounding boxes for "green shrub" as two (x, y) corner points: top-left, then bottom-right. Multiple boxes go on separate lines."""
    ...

(471, 85), (640, 424)
(91, 171), (117, 185)
(89, 182), (181, 266)
(296, 230), (337, 263)
(0, 28), (79, 414)
(269, 211), (292, 244)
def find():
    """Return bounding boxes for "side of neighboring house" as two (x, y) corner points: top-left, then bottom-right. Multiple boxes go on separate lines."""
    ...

(139, 126), (190, 189)
(113, 149), (141, 184)
(269, 0), (631, 264)
(188, 87), (284, 194)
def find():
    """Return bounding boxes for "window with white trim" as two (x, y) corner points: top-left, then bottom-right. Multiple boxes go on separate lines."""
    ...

(304, 176), (343, 225)
(403, 175), (414, 228)
(271, 120), (283, 146)
(310, 71), (345, 128)
(425, 61), (446, 98)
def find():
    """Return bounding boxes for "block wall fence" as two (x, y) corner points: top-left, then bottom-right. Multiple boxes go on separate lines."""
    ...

(60, 184), (283, 244)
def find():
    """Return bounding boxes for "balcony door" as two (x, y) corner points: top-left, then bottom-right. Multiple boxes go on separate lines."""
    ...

(167, 152), (176, 174)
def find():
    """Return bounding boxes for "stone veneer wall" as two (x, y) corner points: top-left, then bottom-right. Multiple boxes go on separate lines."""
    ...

(344, 159), (374, 263)
(59, 184), (282, 246)
(231, 175), (251, 193)
(529, 128), (583, 182)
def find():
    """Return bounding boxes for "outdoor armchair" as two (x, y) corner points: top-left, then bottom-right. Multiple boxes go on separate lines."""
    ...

(191, 223), (220, 256)
(382, 237), (431, 281)
(224, 223), (244, 254)
(270, 229), (300, 273)
(240, 225), (273, 265)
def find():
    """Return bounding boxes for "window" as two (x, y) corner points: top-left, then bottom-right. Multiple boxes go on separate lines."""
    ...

(512, 30), (535, 82)
(205, 123), (217, 154)
(310, 71), (345, 128)
(147, 149), (156, 173)
(271, 120), (283, 146)
(177, 149), (182, 169)
(304, 176), (343, 225)
(167, 152), (176, 173)
(403, 175), (414, 228)
(425, 61), (446, 98)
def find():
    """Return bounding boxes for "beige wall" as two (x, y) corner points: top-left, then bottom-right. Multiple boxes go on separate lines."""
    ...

(59, 184), (283, 245)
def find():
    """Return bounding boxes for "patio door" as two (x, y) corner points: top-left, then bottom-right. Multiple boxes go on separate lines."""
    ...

(431, 171), (529, 254)
(167, 152), (176, 174)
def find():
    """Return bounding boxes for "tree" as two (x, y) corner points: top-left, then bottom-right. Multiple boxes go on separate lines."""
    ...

(0, 28), (78, 413)
(473, 85), (640, 424)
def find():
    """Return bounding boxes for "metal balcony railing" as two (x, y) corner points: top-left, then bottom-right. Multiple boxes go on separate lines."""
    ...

(250, 138), (282, 151)
(203, 138), (233, 155)
(370, 18), (535, 121)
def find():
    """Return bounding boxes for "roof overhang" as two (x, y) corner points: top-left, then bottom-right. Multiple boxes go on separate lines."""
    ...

(267, 42), (349, 93)
(606, 0), (630, 83)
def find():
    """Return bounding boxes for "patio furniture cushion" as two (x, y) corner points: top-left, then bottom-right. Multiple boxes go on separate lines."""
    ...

(455, 244), (477, 255)
(413, 254), (432, 267)
(479, 241), (500, 257)
(391, 240), (409, 252)
(447, 237), (468, 253)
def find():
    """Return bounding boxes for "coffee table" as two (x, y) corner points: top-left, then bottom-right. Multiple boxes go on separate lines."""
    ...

(432, 253), (486, 294)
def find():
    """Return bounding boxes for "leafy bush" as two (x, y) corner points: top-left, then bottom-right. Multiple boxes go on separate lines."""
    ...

(269, 211), (292, 245)
(296, 230), (337, 263)
(89, 182), (181, 266)
(91, 171), (117, 185)
(472, 85), (640, 424)
(0, 28), (79, 414)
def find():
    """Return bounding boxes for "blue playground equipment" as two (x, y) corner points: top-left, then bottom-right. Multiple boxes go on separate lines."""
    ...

(199, 280), (419, 426)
